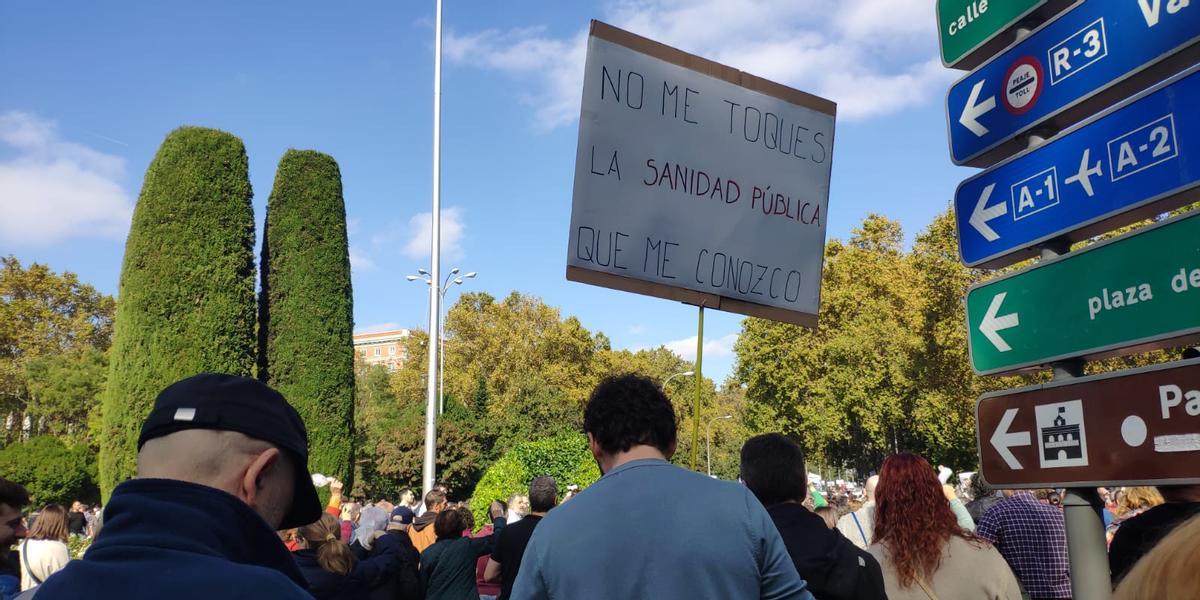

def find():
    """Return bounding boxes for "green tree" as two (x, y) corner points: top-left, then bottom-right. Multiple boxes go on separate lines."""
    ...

(907, 210), (1037, 469)
(467, 432), (600, 528)
(23, 348), (108, 447)
(353, 364), (402, 499)
(100, 127), (257, 499)
(0, 435), (98, 505)
(442, 292), (603, 416)
(259, 150), (356, 492)
(1, 257), (115, 442)
(736, 215), (925, 473)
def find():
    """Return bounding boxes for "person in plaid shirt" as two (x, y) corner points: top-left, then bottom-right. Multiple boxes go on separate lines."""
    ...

(976, 491), (1072, 600)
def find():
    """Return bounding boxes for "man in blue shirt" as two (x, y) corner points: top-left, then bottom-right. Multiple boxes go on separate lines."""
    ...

(510, 374), (811, 600)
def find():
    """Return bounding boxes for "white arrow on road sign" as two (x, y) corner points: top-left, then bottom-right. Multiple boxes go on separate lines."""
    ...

(991, 408), (1032, 470)
(969, 183), (1006, 242)
(980, 292), (1020, 352)
(960, 79), (997, 137)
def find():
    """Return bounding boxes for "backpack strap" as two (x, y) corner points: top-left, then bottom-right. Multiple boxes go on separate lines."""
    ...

(851, 512), (868, 547)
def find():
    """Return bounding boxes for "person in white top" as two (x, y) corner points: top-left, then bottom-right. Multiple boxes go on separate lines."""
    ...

(20, 503), (71, 590)
(837, 475), (879, 549)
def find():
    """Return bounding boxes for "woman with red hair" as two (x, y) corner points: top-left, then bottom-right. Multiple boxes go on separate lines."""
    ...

(867, 453), (1021, 599)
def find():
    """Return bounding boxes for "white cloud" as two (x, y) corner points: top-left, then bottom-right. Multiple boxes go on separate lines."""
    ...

(627, 324), (646, 336)
(664, 332), (739, 362)
(354, 322), (403, 335)
(402, 206), (466, 262)
(444, 0), (953, 128)
(0, 111), (134, 245)
(445, 28), (587, 130)
(350, 206), (466, 272)
(349, 248), (377, 272)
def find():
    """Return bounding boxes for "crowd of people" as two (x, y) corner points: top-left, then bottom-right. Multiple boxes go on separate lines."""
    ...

(0, 371), (1197, 599)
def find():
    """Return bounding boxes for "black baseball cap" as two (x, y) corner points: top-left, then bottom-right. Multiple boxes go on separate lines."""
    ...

(137, 373), (322, 529)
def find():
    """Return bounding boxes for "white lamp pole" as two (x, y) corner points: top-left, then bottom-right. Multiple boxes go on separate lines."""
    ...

(423, 0), (445, 501)
(707, 415), (733, 477)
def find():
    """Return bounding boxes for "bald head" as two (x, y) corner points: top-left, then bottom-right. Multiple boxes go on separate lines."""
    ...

(138, 429), (295, 528)
(865, 475), (879, 503)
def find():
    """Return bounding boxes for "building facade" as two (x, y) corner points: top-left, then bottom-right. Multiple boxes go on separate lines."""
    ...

(353, 329), (410, 371)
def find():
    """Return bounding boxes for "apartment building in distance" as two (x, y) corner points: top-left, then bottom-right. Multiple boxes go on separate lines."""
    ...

(353, 329), (410, 371)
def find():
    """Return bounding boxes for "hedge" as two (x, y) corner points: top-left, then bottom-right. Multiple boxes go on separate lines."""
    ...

(258, 150), (356, 492)
(100, 127), (257, 499)
(468, 433), (600, 527)
(0, 436), (99, 506)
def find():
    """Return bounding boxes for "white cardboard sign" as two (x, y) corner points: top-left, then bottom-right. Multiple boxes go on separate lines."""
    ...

(566, 22), (837, 326)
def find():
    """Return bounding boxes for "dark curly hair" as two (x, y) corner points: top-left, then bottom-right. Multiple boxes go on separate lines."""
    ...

(874, 453), (981, 589)
(740, 433), (807, 507)
(584, 374), (677, 455)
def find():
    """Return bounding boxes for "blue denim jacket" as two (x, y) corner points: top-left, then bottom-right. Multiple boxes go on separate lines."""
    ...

(511, 458), (812, 600)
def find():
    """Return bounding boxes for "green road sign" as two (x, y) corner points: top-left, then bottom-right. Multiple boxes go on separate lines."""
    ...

(966, 211), (1200, 375)
(937, 0), (1054, 69)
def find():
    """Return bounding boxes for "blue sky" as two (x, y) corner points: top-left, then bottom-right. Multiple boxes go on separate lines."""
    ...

(0, 0), (976, 383)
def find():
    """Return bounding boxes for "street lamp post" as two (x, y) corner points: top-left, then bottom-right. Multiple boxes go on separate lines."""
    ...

(706, 415), (733, 477)
(662, 370), (694, 389)
(409, 268), (477, 415)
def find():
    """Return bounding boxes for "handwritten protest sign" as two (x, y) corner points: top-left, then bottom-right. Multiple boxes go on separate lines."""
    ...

(566, 21), (837, 326)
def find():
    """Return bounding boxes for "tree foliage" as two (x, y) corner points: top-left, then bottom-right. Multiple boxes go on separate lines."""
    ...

(24, 347), (108, 447)
(0, 436), (98, 505)
(736, 215), (926, 472)
(736, 212), (1042, 473)
(259, 150), (356, 492)
(467, 432), (600, 528)
(352, 292), (733, 500)
(100, 127), (257, 499)
(0, 257), (114, 442)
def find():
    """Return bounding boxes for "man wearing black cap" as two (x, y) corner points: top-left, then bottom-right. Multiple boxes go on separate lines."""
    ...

(32, 373), (322, 599)
(366, 508), (423, 600)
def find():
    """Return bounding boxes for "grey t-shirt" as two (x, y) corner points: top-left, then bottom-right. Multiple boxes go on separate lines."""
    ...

(510, 458), (812, 600)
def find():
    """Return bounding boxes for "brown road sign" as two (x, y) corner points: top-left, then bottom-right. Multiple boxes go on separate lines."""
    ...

(977, 358), (1200, 488)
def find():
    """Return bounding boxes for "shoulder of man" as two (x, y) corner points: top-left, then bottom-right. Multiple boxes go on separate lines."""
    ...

(795, 540), (882, 600)
(31, 562), (310, 600)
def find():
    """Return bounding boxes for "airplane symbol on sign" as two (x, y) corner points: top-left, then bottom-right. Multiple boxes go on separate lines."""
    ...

(1065, 148), (1103, 197)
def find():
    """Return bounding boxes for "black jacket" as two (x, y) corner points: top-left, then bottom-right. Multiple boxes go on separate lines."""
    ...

(364, 531), (422, 600)
(767, 503), (888, 600)
(295, 531), (406, 600)
(1109, 501), (1200, 583)
(33, 478), (311, 599)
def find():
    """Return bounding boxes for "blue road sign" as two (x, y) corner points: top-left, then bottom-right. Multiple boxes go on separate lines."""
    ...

(956, 64), (1200, 268)
(946, 0), (1200, 167)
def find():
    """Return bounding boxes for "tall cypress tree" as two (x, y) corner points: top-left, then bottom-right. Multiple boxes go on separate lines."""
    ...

(100, 127), (257, 498)
(259, 150), (355, 491)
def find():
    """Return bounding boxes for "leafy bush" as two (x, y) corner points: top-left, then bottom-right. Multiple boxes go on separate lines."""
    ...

(68, 535), (93, 558)
(0, 436), (98, 506)
(258, 150), (355, 491)
(468, 432), (600, 528)
(100, 127), (257, 499)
